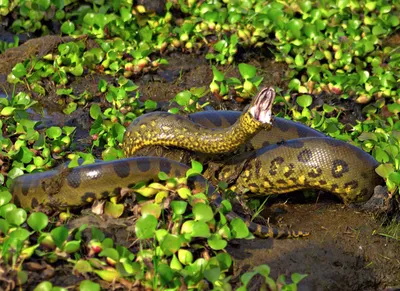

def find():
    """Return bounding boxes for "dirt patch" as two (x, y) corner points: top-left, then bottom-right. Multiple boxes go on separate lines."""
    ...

(227, 200), (400, 290)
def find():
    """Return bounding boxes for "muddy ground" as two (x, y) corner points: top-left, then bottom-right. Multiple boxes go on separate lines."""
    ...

(1, 36), (400, 290)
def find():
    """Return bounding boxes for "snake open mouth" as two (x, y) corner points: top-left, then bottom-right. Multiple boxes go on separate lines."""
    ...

(249, 87), (275, 124)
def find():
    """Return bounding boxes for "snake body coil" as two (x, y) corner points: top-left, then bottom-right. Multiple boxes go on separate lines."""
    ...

(10, 87), (383, 238)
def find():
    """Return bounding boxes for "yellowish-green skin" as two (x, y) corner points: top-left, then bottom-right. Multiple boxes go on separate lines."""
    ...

(10, 107), (382, 238)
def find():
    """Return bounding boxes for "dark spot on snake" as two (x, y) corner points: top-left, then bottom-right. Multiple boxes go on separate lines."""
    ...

(210, 115), (222, 127)
(319, 180), (327, 185)
(137, 159), (151, 172)
(159, 159), (172, 174)
(114, 160), (131, 178)
(277, 179), (286, 184)
(81, 192), (96, 203)
(361, 172), (368, 179)
(66, 173), (80, 189)
(262, 141), (270, 147)
(298, 149), (313, 163)
(283, 139), (304, 148)
(330, 184), (339, 193)
(248, 183), (258, 188)
(331, 159), (349, 178)
(275, 119), (290, 132)
(324, 138), (342, 147)
(308, 167), (322, 178)
(344, 180), (358, 190)
(101, 191), (109, 198)
(269, 157), (284, 175)
(31, 198), (39, 208)
(359, 188), (369, 198)
(13, 195), (21, 207)
(284, 163), (295, 178)
(255, 159), (262, 173)
(22, 184), (30, 196)
(289, 177), (297, 184)
(175, 169), (182, 177)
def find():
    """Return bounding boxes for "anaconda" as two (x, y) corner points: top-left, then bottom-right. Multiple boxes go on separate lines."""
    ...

(10, 87), (383, 238)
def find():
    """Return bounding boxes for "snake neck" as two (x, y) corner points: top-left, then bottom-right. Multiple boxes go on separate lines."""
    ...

(123, 111), (271, 156)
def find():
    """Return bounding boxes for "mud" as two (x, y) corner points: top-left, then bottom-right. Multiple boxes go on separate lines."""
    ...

(1, 35), (399, 290)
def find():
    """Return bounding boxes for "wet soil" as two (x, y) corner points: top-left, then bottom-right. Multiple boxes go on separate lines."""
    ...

(1, 35), (399, 290)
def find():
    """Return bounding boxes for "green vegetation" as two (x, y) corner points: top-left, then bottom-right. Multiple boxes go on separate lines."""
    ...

(0, 0), (399, 289)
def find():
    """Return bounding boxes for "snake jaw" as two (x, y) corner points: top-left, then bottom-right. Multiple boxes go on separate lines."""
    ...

(249, 87), (275, 124)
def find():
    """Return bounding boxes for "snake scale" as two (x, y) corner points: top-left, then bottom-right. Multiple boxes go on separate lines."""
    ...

(10, 88), (383, 238)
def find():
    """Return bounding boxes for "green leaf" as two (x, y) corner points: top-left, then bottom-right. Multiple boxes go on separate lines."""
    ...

(230, 218), (249, 239)
(51, 226), (69, 249)
(46, 127), (63, 139)
(375, 163), (394, 179)
(388, 172), (400, 185)
(61, 21), (75, 34)
(212, 66), (225, 82)
(99, 248), (120, 261)
(135, 215), (157, 239)
(191, 221), (211, 238)
(175, 91), (191, 106)
(193, 203), (213, 222)
(160, 234), (181, 256)
(238, 63), (257, 79)
(79, 280), (100, 291)
(33, 281), (53, 291)
(0, 191), (12, 206)
(296, 95), (312, 108)
(207, 235), (227, 250)
(291, 273), (308, 284)
(12, 63), (27, 78)
(171, 201), (187, 216)
(27, 212), (48, 232)
(5, 208), (27, 226)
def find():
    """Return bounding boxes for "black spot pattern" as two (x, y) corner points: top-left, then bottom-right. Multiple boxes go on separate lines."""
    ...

(331, 159), (349, 178)
(284, 163), (295, 178)
(262, 141), (270, 147)
(22, 184), (30, 196)
(308, 167), (322, 178)
(31, 198), (39, 208)
(297, 149), (313, 163)
(330, 184), (339, 193)
(276, 119), (290, 132)
(269, 157), (284, 175)
(319, 180), (327, 185)
(67, 173), (80, 189)
(114, 161), (131, 178)
(175, 169), (182, 177)
(137, 159), (151, 172)
(344, 180), (358, 190)
(324, 138), (342, 147)
(211, 115), (222, 127)
(160, 159), (172, 174)
(13, 195), (21, 207)
(81, 192), (96, 203)
(359, 188), (369, 198)
(277, 179), (286, 184)
(255, 159), (262, 173)
(283, 140), (304, 148)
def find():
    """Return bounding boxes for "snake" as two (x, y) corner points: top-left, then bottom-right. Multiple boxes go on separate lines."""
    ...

(10, 87), (383, 238)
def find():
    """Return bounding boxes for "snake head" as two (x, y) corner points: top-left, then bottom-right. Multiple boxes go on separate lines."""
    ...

(249, 87), (275, 125)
